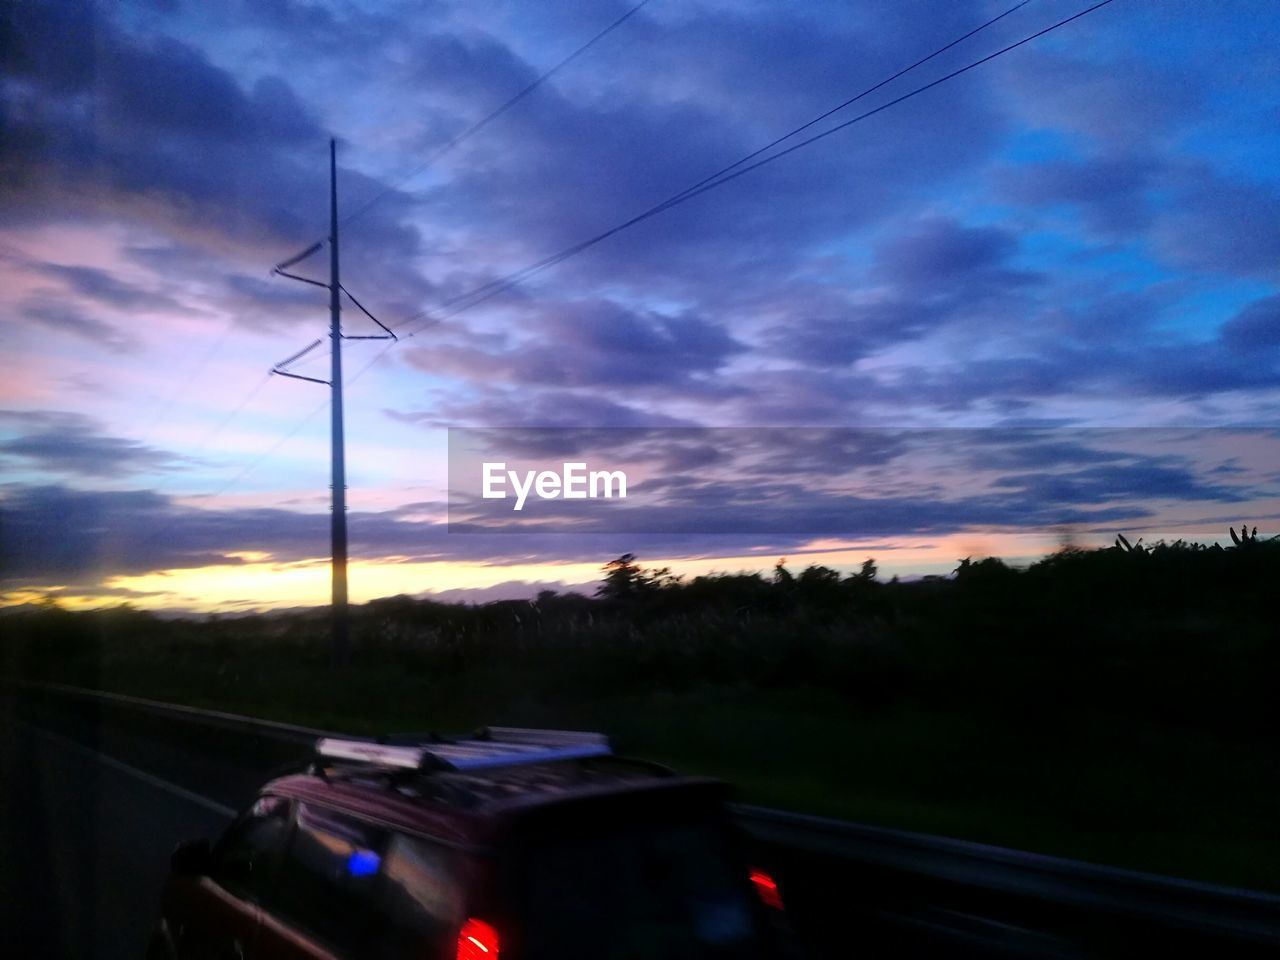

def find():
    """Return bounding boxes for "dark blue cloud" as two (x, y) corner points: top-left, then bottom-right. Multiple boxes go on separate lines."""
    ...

(992, 462), (1247, 507)
(1, 0), (426, 315)
(3, 427), (1274, 584)
(761, 217), (1043, 368)
(1153, 167), (1280, 279)
(391, 390), (693, 430)
(96, 38), (321, 144)
(1003, 156), (1159, 236)
(0, 410), (180, 477)
(406, 299), (744, 392)
(16, 299), (138, 353)
(31, 262), (181, 312)
(445, 427), (1271, 534)
(766, 301), (952, 368)
(0, 481), (817, 584)
(1220, 295), (1280, 354)
(873, 217), (1033, 290)
(1, 0), (99, 94)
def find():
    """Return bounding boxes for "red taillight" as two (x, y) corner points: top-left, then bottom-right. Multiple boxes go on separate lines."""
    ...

(456, 918), (500, 960)
(750, 867), (784, 910)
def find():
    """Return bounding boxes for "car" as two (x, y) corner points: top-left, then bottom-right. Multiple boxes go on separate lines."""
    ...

(147, 727), (793, 959)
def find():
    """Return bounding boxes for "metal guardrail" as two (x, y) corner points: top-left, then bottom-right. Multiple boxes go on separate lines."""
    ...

(13, 680), (336, 742)
(11, 679), (1280, 955)
(733, 802), (1280, 948)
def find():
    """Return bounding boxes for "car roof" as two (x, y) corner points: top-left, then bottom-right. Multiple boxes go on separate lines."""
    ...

(263, 756), (730, 849)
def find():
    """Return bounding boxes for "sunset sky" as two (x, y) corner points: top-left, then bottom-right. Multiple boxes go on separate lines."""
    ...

(2, 0), (1279, 612)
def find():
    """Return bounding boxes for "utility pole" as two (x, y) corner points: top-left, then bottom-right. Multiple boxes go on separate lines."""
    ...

(328, 138), (350, 668)
(271, 140), (396, 668)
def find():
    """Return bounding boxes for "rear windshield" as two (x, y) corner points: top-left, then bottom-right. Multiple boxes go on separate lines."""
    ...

(513, 816), (771, 960)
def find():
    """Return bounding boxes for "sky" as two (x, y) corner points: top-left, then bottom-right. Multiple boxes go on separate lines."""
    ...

(2, 0), (1279, 612)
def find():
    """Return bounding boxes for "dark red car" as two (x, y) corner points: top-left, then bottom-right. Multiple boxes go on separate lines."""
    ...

(148, 728), (790, 959)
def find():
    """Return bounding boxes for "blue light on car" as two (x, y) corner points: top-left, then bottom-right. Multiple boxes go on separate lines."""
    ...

(347, 849), (381, 877)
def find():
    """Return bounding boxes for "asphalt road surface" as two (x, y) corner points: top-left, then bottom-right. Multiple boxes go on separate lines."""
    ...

(0, 691), (301, 960)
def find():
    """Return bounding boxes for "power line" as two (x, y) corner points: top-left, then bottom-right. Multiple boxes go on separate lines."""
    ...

(372, 0), (1029, 339)
(230, 0), (1113, 505)
(394, 0), (1115, 337)
(151, 0), (1116, 539)
(274, 0), (655, 269)
(657, 0), (1033, 212)
(343, 0), (653, 226)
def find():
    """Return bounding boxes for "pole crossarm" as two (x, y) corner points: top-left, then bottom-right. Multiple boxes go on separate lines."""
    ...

(273, 338), (325, 370)
(271, 338), (328, 384)
(274, 267), (328, 289)
(273, 241), (324, 273)
(272, 369), (330, 386)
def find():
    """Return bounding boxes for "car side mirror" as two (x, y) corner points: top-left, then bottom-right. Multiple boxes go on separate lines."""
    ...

(170, 838), (211, 876)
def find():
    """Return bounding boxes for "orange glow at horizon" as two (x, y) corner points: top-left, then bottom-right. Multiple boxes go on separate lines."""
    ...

(0, 530), (1091, 613)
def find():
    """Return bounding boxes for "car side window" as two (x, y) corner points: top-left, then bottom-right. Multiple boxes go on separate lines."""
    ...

(209, 795), (291, 901)
(367, 833), (465, 958)
(269, 802), (387, 952)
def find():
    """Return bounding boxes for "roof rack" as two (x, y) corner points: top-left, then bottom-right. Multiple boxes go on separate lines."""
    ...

(315, 726), (611, 773)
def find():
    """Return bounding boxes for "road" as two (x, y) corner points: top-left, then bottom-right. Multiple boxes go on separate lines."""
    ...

(3, 686), (1277, 959)
(0, 691), (302, 960)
